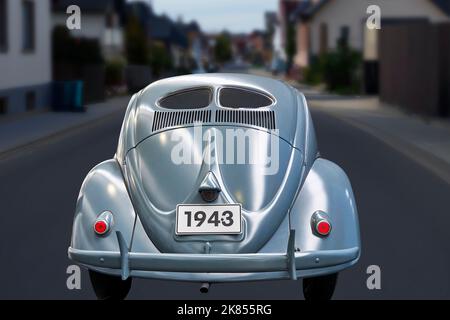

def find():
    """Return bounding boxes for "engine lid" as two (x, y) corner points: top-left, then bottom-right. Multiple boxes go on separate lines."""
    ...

(124, 126), (305, 254)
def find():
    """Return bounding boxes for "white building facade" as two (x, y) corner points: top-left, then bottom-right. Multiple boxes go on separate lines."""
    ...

(0, 0), (52, 114)
(293, 0), (449, 69)
(308, 0), (449, 57)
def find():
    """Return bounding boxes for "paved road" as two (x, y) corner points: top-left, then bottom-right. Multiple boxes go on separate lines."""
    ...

(1, 106), (450, 300)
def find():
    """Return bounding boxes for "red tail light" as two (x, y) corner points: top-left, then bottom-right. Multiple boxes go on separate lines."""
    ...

(311, 211), (332, 237)
(94, 220), (109, 235)
(93, 211), (113, 236)
(316, 220), (331, 236)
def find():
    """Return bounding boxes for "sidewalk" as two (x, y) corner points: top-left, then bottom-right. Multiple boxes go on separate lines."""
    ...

(0, 95), (130, 156)
(309, 95), (450, 184)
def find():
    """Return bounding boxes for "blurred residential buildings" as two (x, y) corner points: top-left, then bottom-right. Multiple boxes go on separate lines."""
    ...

(290, 0), (449, 92)
(272, 0), (450, 117)
(0, 0), (216, 116)
(292, 0), (449, 67)
(183, 21), (209, 72)
(3, 0), (449, 119)
(266, 10), (286, 74)
(277, 0), (300, 73)
(52, 0), (126, 60)
(0, 0), (52, 114)
(127, 1), (200, 71)
(275, 0), (449, 72)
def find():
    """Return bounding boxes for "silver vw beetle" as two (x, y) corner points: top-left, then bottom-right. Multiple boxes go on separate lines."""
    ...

(68, 74), (360, 300)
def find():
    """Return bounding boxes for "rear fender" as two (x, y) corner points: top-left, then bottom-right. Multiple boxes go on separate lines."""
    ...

(71, 160), (136, 252)
(290, 159), (361, 253)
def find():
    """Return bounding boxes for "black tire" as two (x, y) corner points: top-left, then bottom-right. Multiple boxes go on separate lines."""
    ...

(89, 270), (132, 300)
(302, 273), (338, 301)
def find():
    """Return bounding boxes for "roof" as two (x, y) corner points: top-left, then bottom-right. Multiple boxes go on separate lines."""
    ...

(52, 0), (116, 13)
(127, 2), (188, 47)
(181, 21), (201, 34)
(432, 0), (450, 15)
(292, 0), (450, 21)
(291, 0), (338, 20)
(292, 0), (315, 19)
(148, 15), (173, 39)
(52, 0), (127, 24)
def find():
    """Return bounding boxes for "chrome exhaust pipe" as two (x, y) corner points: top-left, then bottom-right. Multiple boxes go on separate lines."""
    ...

(200, 282), (210, 293)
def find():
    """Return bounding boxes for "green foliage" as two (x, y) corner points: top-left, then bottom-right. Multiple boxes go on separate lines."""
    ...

(125, 15), (149, 65)
(304, 43), (362, 94)
(125, 15), (173, 76)
(52, 26), (103, 65)
(214, 33), (232, 63)
(149, 43), (173, 77)
(105, 58), (125, 86)
(323, 43), (361, 94)
(304, 55), (326, 85)
(248, 51), (264, 67)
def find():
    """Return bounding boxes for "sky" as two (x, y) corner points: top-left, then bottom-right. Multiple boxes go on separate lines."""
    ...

(146, 0), (278, 33)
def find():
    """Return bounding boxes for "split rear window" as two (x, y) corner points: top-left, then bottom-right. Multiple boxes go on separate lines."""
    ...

(159, 88), (212, 109)
(219, 88), (273, 108)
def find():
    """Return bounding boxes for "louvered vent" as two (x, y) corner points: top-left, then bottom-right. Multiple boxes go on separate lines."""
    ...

(152, 110), (212, 131)
(215, 110), (276, 130)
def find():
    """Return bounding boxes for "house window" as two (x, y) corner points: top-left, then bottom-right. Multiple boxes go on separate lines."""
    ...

(0, 97), (7, 114)
(0, 0), (7, 52)
(22, 0), (35, 52)
(339, 26), (350, 47)
(26, 91), (36, 111)
(319, 23), (328, 55)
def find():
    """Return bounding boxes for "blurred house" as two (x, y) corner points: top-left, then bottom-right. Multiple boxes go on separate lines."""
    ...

(272, 1), (302, 73)
(291, 0), (449, 92)
(278, 0), (302, 53)
(127, 1), (190, 70)
(231, 33), (249, 61)
(179, 21), (209, 71)
(264, 12), (277, 67)
(249, 31), (265, 53)
(265, 12), (278, 39)
(204, 34), (218, 69)
(149, 15), (189, 69)
(248, 30), (267, 66)
(52, 0), (126, 60)
(0, 0), (52, 115)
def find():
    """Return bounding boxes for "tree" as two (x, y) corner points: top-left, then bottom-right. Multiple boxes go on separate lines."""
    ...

(285, 23), (296, 72)
(214, 33), (232, 64)
(149, 42), (173, 77)
(322, 40), (361, 94)
(125, 15), (149, 65)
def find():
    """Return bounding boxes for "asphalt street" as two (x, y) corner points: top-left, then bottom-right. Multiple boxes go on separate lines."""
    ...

(1, 104), (450, 299)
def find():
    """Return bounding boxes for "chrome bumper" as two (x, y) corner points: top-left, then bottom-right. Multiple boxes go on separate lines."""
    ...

(68, 231), (359, 282)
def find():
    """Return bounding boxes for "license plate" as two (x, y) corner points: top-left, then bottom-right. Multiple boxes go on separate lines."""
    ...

(176, 204), (242, 235)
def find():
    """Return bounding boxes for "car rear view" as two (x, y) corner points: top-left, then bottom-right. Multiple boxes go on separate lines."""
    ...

(68, 74), (360, 300)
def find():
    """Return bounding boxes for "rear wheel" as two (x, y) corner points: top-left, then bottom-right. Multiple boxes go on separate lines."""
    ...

(302, 273), (338, 301)
(89, 270), (132, 300)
